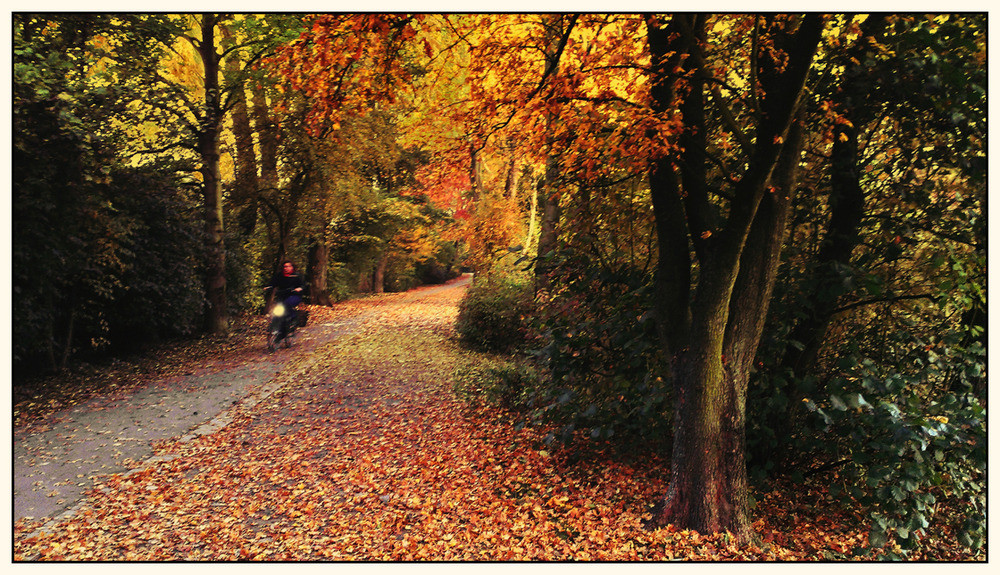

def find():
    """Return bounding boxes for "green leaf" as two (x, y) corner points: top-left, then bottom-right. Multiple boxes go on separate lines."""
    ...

(869, 527), (888, 548)
(873, 513), (887, 529)
(848, 393), (870, 409)
(829, 394), (848, 411)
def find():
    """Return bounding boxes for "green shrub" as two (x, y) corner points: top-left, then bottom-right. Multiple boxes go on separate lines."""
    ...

(105, 163), (206, 349)
(455, 275), (533, 353)
(528, 255), (670, 448)
(225, 227), (263, 317)
(454, 358), (540, 412)
(455, 248), (671, 453)
(801, 328), (985, 558)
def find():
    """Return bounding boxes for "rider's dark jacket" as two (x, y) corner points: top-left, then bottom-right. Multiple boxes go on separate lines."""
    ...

(269, 272), (305, 301)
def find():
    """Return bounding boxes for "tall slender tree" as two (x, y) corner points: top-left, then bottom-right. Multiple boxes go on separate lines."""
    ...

(134, 14), (302, 333)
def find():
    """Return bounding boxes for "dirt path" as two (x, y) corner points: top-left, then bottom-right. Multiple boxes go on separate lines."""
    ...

(13, 275), (473, 530)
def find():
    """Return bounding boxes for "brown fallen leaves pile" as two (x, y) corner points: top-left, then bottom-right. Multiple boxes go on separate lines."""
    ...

(12, 281), (982, 561)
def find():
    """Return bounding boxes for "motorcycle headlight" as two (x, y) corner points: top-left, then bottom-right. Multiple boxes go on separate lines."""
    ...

(273, 303), (286, 317)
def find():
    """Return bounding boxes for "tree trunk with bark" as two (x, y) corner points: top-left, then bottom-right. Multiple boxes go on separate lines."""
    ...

(469, 143), (483, 200)
(198, 14), (229, 334)
(308, 236), (333, 306)
(373, 252), (389, 294)
(536, 154), (561, 253)
(252, 82), (280, 195)
(220, 24), (260, 236)
(645, 13), (824, 542)
(533, 15), (572, 290)
(503, 156), (520, 200)
(524, 175), (539, 253)
(534, 150), (560, 288)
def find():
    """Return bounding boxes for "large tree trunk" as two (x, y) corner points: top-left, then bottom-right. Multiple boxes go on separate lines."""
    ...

(647, 15), (754, 537)
(534, 152), (560, 287)
(666, 343), (753, 536)
(373, 252), (389, 294)
(221, 24), (259, 235)
(646, 13), (824, 542)
(198, 13), (229, 334)
(308, 236), (333, 306)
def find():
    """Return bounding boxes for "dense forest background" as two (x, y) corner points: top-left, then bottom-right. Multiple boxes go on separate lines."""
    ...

(12, 13), (985, 557)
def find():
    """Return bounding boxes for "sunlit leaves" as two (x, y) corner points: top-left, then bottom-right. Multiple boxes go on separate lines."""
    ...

(270, 14), (416, 137)
(402, 14), (671, 204)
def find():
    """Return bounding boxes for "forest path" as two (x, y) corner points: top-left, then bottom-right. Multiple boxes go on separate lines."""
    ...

(13, 270), (663, 561)
(12, 271), (939, 561)
(13, 274), (472, 529)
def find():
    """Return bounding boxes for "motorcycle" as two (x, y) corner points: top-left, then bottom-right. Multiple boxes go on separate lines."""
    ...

(265, 289), (301, 352)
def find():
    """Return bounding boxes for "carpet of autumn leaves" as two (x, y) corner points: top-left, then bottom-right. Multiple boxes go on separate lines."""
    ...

(12, 281), (983, 561)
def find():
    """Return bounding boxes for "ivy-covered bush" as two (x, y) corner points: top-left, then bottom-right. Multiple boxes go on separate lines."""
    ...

(801, 327), (985, 558)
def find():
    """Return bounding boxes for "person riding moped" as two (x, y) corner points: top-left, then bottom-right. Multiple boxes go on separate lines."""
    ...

(267, 260), (306, 328)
